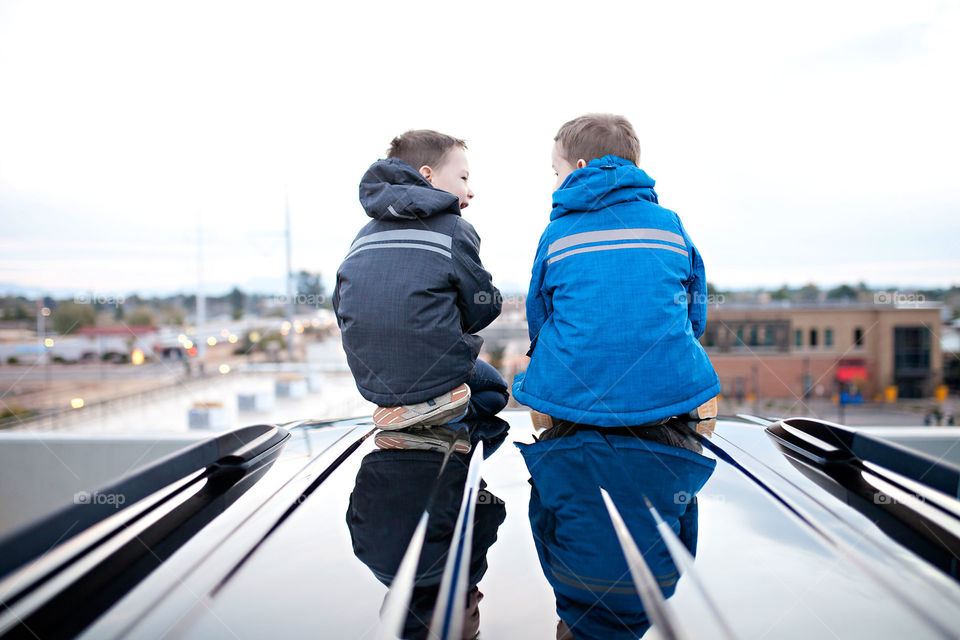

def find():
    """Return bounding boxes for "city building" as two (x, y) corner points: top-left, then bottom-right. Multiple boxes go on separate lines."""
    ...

(701, 302), (944, 401)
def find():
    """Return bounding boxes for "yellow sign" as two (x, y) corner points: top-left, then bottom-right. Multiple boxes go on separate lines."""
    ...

(884, 385), (898, 403)
(935, 385), (949, 403)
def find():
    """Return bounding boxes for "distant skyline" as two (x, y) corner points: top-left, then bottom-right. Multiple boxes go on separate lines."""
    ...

(2, 1), (958, 296)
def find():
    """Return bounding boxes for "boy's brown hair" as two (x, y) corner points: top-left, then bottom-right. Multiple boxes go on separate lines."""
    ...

(555, 114), (640, 165)
(387, 130), (467, 171)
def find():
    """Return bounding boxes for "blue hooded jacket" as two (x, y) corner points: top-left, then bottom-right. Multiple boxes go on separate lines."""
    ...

(333, 159), (501, 406)
(512, 156), (720, 425)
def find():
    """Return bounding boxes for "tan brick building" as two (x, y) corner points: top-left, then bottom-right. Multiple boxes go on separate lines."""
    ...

(702, 303), (943, 401)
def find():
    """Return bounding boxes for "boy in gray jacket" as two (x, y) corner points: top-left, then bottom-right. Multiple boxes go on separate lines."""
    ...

(333, 130), (508, 452)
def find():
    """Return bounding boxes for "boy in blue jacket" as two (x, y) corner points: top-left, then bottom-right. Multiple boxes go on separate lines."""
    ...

(334, 130), (509, 452)
(512, 114), (720, 428)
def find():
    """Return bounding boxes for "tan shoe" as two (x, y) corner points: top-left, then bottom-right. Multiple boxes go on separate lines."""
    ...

(691, 396), (718, 420)
(375, 425), (471, 454)
(529, 410), (554, 431)
(373, 384), (471, 430)
(696, 418), (717, 438)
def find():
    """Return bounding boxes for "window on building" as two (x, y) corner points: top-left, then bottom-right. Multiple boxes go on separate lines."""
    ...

(825, 328), (833, 348)
(749, 326), (759, 346)
(809, 329), (819, 348)
(795, 329), (802, 348)
(765, 327), (775, 346)
(854, 327), (864, 347)
(736, 327), (744, 346)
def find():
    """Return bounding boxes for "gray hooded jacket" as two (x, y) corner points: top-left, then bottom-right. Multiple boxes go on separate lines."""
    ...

(333, 159), (501, 406)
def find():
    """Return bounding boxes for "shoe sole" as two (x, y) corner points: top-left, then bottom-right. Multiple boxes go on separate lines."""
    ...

(529, 410), (553, 431)
(696, 396), (718, 420)
(375, 433), (472, 454)
(373, 385), (471, 431)
(421, 403), (469, 427)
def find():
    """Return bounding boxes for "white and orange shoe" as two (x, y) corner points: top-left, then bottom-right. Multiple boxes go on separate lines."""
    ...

(375, 425), (471, 454)
(372, 384), (471, 430)
(687, 396), (718, 421)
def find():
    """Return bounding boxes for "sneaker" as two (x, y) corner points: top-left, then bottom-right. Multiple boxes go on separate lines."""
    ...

(685, 396), (718, 421)
(375, 425), (472, 454)
(373, 384), (471, 430)
(529, 410), (554, 431)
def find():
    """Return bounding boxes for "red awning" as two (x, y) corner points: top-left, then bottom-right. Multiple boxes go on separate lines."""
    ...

(836, 366), (868, 383)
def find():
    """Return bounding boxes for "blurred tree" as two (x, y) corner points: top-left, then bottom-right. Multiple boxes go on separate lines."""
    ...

(798, 283), (821, 303)
(51, 303), (96, 334)
(770, 285), (790, 300)
(296, 271), (327, 308)
(126, 307), (155, 326)
(159, 305), (185, 325)
(228, 287), (247, 320)
(827, 284), (858, 300)
(1, 297), (32, 321)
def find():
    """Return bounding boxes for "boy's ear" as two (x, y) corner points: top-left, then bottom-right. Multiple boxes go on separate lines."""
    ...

(419, 165), (433, 183)
(576, 159), (587, 169)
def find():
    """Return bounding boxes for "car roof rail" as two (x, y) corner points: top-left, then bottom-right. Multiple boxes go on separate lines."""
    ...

(765, 417), (960, 500)
(0, 424), (290, 638)
(0, 424), (290, 580)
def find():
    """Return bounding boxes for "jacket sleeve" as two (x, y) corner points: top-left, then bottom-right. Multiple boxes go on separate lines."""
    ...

(525, 229), (551, 352)
(332, 271), (343, 329)
(452, 218), (501, 333)
(679, 218), (707, 339)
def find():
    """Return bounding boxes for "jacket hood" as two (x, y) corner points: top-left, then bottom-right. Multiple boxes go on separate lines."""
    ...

(551, 155), (658, 220)
(358, 158), (461, 220)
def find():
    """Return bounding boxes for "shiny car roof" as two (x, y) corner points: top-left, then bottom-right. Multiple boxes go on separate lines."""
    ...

(4, 412), (960, 639)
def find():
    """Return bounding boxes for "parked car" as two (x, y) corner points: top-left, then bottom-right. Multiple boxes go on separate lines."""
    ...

(1, 411), (959, 639)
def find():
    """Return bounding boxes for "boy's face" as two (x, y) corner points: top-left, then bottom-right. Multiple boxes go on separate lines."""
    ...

(420, 147), (474, 209)
(551, 141), (585, 190)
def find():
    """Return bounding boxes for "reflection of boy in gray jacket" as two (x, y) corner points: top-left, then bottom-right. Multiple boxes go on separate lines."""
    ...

(333, 130), (508, 449)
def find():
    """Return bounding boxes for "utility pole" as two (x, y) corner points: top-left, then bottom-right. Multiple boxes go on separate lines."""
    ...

(197, 220), (206, 375)
(37, 299), (50, 406)
(284, 187), (295, 362)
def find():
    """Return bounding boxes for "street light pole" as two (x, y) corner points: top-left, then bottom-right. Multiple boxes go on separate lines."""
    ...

(284, 187), (295, 362)
(197, 219), (206, 375)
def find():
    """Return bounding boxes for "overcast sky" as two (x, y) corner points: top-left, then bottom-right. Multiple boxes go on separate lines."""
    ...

(1, 0), (958, 298)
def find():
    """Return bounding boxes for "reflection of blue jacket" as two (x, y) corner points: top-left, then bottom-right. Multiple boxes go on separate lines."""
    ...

(517, 430), (716, 640)
(512, 156), (720, 425)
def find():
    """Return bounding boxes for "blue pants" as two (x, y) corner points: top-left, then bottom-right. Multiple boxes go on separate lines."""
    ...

(449, 359), (509, 424)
